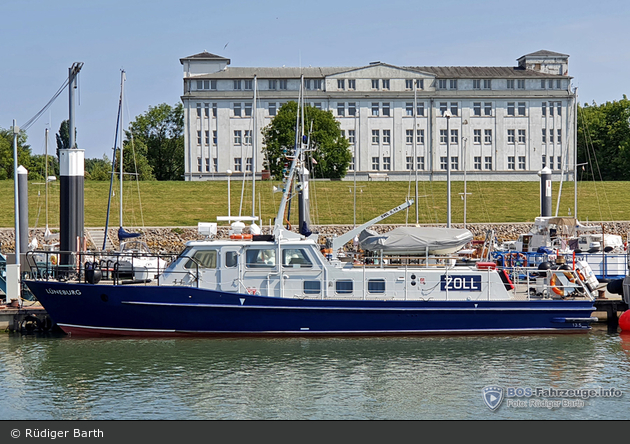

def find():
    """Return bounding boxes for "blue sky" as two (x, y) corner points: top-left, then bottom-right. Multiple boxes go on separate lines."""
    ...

(2, 0), (629, 161)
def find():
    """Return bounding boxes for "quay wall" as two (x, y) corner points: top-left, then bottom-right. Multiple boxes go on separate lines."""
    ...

(2, 221), (630, 255)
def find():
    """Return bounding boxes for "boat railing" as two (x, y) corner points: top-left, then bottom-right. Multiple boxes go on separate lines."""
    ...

(503, 265), (595, 301)
(25, 249), (181, 286)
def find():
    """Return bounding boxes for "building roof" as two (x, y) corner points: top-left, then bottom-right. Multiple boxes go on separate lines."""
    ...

(519, 50), (570, 59)
(180, 51), (230, 64)
(404, 66), (559, 78)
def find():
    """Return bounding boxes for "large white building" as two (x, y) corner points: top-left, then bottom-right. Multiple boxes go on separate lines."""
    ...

(180, 50), (576, 182)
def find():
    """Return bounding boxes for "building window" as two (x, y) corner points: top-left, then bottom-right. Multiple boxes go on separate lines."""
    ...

(338, 79), (345, 90)
(246, 157), (252, 172)
(556, 102), (562, 116)
(234, 80), (242, 90)
(349, 156), (354, 171)
(474, 129), (481, 144)
(196, 103), (202, 117)
(348, 79), (356, 90)
(213, 131), (217, 145)
(473, 79), (481, 90)
(518, 102), (526, 116)
(548, 79), (554, 89)
(234, 130), (242, 145)
(542, 129), (546, 144)
(417, 156), (425, 170)
(542, 155), (547, 168)
(438, 79), (447, 89)
(233, 103), (241, 117)
(383, 157), (391, 170)
(383, 129), (391, 144)
(507, 129), (515, 143)
(204, 103), (210, 118)
(348, 102), (356, 116)
(542, 102), (547, 116)
(279, 79), (288, 90)
(416, 79), (424, 90)
(518, 129), (526, 143)
(451, 156), (459, 170)
(507, 156), (515, 170)
(382, 102), (390, 116)
(507, 102), (515, 116)
(474, 156), (482, 170)
(440, 102), (447, 115)
(382, 79), (390, 90)
(484, 79), (492, 89)
(485, 156), (493, 170)
(541, 79), (546, 89)
(484, 102), (492, 116)
(406, 129), (413, 144)
(372, 79), (379, 90)
(417, 129), (424, 144)
(440, 156), (448, 170)
(549, 129), (554, 143)
(312, 102), (322, 110)
(269, 79), (277, 90)
(197, 131), (202, 145)
(557, 156), (562, 170)
(244, 80), (253, 90)
(518, 156), (526, 170)
(484, 129), (492, 144)
(372, 103), (379, 116)
(440, 129), (448, 144)
(269, 102), (277, 116)
(557, 129), (562, 143)
(406, 156), (414, 170)
(449, 79), (458, 90)
(517, 79), (525, 89)
(406, 79), (414, 90)
(244, 130), (252, 145)
(205, 158), (210, 172)
(450, 102), (458, 116)
(507, 79), (515, 89)
(473, 102), (481, 116)
(197, 157), (202, 172)
(244, 102), (252, 117)
(406, 102), (414, 116)
(205, 130), (210, 145)
(372, 130), (379, 144)
(234, 158), (242, 172)
(417, 102), (425, 116)
(372, 157), (380, 170)
(212, 103), (217, 118)
(450, 129), (459, 145)
(337, 102), (345, 117)
(348, 130), (355, 144)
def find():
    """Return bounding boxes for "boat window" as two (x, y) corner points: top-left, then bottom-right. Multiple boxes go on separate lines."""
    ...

(336, 280), (353, 294)
(282, 248), (313, 268)
(245, 248), (276, 268)
(304, 281), (321, 294)
(368, 279), (386, 294)
(225, 251), (238, 268)
(184, 250), (217, 269)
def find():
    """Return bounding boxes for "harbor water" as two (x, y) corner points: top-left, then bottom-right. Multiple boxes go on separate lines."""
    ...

(1, 326), (629, 420)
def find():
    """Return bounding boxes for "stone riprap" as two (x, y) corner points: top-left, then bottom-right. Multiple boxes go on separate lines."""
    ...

(2, 222), (630, 255)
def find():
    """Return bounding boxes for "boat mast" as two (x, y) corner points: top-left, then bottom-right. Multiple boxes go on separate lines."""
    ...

(119, 70), (126, 229)
(45, 128), (49, 231)
(252, 75), (257, 220)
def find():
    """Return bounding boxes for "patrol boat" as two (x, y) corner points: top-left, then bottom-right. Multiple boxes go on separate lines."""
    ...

(23, 101), (597, 337)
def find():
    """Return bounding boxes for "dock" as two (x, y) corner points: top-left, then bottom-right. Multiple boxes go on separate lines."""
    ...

(0, 302), (54, 333)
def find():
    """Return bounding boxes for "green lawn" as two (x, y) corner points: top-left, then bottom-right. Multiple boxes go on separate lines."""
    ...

(0, 178), (628, 229)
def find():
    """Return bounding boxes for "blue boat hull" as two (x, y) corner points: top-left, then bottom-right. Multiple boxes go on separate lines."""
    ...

(24, 280), (597, 336)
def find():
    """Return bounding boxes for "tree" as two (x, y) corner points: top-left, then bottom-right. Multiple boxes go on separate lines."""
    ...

(127, 103), (184, 181)
(55, 119), (77, 158)
(0, 127), (32, 180)
(29, 154), (59, 181)
(85, 155), (112, 181)
(262, 101), (351, 180)
(577, 96), (630, 181)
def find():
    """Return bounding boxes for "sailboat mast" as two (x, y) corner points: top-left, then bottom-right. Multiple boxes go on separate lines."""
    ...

(119, 70), (126, 228)
(45, 128), (49, 230)
(252, 75), (257, 219)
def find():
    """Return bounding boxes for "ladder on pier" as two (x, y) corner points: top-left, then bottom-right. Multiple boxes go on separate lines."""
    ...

(86, 229), (115, 252)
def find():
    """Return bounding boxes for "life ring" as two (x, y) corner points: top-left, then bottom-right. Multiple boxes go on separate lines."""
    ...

(510, 252), (527, 267)
(563, 271), (575, 283)
(550, 274), (565, 297)
(50, 255), (57, 266)
(576, 269), (585, 282)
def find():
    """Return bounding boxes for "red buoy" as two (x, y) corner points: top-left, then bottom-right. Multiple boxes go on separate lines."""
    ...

(619, 311), (630, 332)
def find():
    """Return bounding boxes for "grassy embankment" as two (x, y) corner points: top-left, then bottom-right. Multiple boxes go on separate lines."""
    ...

(0, 179), (628, 229)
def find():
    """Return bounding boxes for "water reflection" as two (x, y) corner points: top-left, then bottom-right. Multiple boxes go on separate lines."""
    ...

(1, 329), (629, 420)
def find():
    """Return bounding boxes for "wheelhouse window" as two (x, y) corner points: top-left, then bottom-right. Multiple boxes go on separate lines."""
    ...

(336, 280), (353, 294)
(303, 281), (321, 295)
(245, 249), (276, 268)
(184, 250), (217, 269)
(282, 248), (313, 268)
(225, 251), (238, 268)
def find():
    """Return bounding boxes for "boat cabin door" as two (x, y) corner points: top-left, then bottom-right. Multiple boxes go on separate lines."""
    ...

(219, 246), (242, 292)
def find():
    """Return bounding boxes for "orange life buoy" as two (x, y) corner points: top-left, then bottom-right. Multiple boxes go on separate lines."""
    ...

(550, 273), (565, 297)
(230, 233), (253, 240)
(576, 269), (585, 282)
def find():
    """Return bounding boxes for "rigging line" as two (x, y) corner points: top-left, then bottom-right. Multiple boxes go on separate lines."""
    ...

(579, 106), (605, 221)
(21, 77), (70, 130)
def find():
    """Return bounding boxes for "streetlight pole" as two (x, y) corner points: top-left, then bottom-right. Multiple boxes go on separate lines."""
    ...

(226, 169), (232, 219)
(444, 110), (452, 228)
